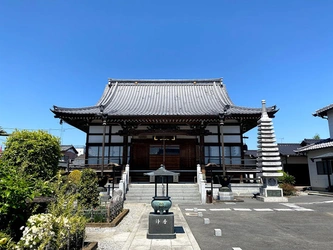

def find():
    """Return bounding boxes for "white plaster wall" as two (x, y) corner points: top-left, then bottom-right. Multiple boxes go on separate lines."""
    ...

(111, 135), (123, 143)
(88, 135), (109, 143)
(89, 126), (110, 133)
(111, 125), (122, 133)
(223, 126), (240, 133)
(205, 135), (219, 143)
(307, 149), (333, 190)
(207, 126), (218, 133)
(224, 135), (241, 143)
(327, 109), (333, 139)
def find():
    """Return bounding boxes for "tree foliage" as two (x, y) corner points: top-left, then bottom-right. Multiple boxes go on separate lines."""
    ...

(313, 133), (320, 139)
(1, 130), (61, 180)
(0, 161), (48, 240)
(79, 168), (99, 208)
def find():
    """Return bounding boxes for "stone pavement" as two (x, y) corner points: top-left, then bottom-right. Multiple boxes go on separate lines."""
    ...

(86, 194), (333, 250)
(85, 202), (200, 250)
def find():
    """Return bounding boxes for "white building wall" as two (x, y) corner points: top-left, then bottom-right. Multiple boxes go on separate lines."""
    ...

(89, 126), (110, 134)
(307, 149), (333, 190)
(327, 109), (333, 139)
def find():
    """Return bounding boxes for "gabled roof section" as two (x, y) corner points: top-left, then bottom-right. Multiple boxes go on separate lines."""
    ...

(277, 143), (301, 156)
(300, 139), (321, 147)
(313, 104), (333, 118)
(60, 145), (78, 154)
(295, 138), (333, 153)
(52, 78), (277, 119)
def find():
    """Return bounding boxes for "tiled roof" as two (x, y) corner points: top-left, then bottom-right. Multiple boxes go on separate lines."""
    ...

(245, 143), (304, 156)
(52, 79), (277, 118)
(300, 139), (321, 147)
(277, 143), (300, 156)
(60, 145), (78, 154)
(313, 104), (333, 118)
(295, 138), (333, 153)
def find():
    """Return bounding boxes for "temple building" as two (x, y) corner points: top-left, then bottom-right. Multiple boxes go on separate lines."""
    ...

(52, 78), (277, 182)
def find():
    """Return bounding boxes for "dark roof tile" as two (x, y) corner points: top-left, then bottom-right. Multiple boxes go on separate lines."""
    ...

(52, 79), (277, 118)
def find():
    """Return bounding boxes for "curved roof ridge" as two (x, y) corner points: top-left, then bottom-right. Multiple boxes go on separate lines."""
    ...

(53, 105), (98, 111)
(97, 81), (119, 107)
(108, 78), (222, 83)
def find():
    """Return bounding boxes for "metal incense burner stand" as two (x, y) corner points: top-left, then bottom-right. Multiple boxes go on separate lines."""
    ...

(144, 165), (179, 239)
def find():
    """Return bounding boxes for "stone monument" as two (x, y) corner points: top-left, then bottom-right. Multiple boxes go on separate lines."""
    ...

(217, 175), (234, 201)
(144, 165), (179, 239)
(256, 100), (288, 202)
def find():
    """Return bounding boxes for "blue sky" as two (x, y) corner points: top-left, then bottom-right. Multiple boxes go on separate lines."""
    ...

(1, 0), (332, 150)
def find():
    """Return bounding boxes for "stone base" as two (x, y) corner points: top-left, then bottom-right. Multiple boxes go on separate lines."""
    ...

(257, 187), (288, 202)
(218, 191), (234, 201)
(256, 196), (288, 202)
(230, 183), (262, 197)
(147, 213), (176, 239)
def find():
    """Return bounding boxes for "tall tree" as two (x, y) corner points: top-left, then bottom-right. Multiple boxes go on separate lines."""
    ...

(313, 133), (320, 139)
(1, 130), (61, 180)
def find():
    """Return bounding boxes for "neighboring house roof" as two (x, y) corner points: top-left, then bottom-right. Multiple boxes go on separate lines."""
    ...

(277, 143), (300, 156)
(52, 79), (278, 131)
(295, 138), (333, 153)
(313, 103), (333, 118)
(60, 145), (79, 154)
(71, 154), (85, 166)
(300, 139), (321, 147)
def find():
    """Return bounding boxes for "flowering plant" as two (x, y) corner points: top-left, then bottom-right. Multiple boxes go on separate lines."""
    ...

(16, 213), (73, 249)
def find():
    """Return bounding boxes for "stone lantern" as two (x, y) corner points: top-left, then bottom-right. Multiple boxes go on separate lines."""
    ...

(144, 164), (179, 239)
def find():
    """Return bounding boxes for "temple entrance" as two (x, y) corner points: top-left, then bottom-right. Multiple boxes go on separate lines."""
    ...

(149, 145), (180, 170)
(130, 138), (198, 182)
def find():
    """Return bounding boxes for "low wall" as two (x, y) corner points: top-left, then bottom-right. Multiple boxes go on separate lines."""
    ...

(230, 183), (262, 197)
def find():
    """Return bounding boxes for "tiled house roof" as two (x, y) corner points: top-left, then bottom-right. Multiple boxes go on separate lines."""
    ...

(52, 79), (277, 118)
(313, 104), (333, 118)
(294, 138), (333, 153)
(245, 143), (308, 157)
(60, 145), (78, 154)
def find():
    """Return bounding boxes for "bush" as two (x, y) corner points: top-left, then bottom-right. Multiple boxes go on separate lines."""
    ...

(16, 172), (87, 249)
(278, 171), (296, 185)
(1, 130), (61, 180)
(79, 169), (99, 208)
(0, 231), (15, 249)
(68, 170), (82, 185)
(280, 183), (297, 196)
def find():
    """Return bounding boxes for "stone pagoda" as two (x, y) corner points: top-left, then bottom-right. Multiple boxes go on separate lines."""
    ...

(257, 100), (288, 202)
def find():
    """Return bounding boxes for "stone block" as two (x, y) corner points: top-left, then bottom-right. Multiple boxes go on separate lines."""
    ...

(204, 218), (210, 224)
(198, 212), (203, 217)
(214, 228), (222, 236)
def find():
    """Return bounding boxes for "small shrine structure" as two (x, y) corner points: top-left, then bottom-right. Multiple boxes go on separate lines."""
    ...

(144, 165), (179, 239)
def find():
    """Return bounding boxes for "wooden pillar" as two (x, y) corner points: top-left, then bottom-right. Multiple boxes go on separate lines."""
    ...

(123, 134), (128, 165)
(199, 133), (205, 165)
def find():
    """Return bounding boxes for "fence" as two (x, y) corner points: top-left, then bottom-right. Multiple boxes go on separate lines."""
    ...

(83, 189), (124, 223)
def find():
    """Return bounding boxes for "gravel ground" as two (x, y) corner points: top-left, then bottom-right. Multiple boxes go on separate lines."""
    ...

(85, 203), (147, 250)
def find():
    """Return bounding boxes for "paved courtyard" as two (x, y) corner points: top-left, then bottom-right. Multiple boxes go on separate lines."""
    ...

(180, 195), (333, 250)
(86, 194), (333, 250)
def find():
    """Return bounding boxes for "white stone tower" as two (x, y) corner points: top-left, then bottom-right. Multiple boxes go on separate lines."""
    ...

(257, 100), (287, 202)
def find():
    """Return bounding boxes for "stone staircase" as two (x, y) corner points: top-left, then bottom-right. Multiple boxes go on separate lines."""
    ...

(125, 183), (202, 205)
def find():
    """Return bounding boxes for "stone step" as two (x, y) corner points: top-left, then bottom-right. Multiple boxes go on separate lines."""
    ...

(125, 183), (201, 205)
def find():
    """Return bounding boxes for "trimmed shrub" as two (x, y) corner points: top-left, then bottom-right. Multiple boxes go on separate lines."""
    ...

(280, 183), (297, 196)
